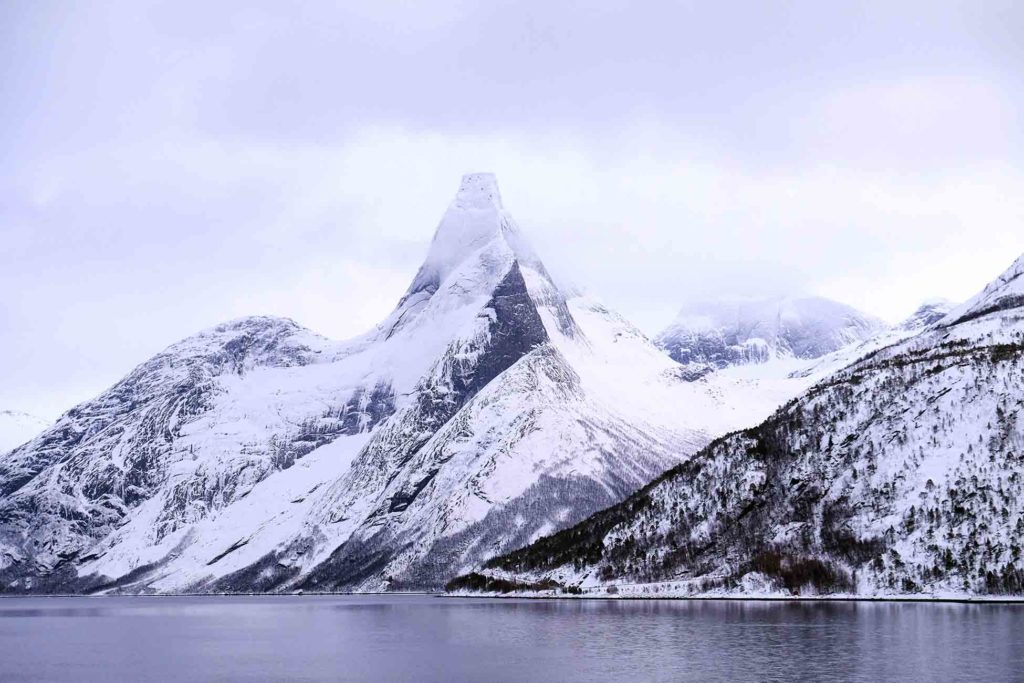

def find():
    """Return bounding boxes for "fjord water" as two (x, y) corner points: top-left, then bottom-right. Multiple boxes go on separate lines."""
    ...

(0, 596), (1020, 682)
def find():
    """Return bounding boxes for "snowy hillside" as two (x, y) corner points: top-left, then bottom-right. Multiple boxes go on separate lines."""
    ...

(942, 255), (1024, 326)
(0, 174), (814, 594)
(791, 299), (956, 381)
(0, 411), (50, 455)
(453, 255), (1024, 598)
(655, 296), (886, 375)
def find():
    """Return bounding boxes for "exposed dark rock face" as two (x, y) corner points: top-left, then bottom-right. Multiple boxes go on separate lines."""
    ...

(445, 261), (550, 400)
(660, 331), (772, 368)
(295, 261), (552, 590)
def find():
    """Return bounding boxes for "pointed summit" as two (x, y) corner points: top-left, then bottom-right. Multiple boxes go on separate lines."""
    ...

(423, 172), (517, 276)
(398, 173), (534, 310)
(453, 172), (503, 210)
(381, 173), (575, 342)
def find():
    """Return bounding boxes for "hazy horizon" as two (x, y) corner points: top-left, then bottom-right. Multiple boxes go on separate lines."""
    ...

(3, 1), (1022, 419)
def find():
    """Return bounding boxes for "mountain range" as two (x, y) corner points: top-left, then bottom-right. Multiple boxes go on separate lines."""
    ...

(0, 174), (819, 594)
(3, 173), (1016, 599)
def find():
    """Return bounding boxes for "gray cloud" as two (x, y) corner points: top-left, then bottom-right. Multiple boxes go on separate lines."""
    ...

(1, 0), (1022, 418)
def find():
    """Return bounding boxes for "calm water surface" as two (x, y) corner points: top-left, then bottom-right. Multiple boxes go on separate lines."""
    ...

(0, 595), (1021, 682)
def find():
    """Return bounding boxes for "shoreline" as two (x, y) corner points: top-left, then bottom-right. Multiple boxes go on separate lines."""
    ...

(1, 591), (1022, 605)
(441, 592), (1024, 605)
(0, 591), (434, 599)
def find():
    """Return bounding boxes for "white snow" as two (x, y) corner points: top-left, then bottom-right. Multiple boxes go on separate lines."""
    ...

(941, 254), (1024, 325)
(2, 173), (971, 596)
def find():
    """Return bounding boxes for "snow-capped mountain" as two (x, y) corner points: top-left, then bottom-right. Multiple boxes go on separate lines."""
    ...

(790, 298), (957, 381)
(898, 299), (955, 332)
(0, 411), (50, 455)
(454, 254), (1024, 598)
(0, 174), (809, 594)
(655, 296), (886, 375)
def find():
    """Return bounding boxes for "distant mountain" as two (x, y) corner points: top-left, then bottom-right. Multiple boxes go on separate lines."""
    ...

(0, 411), (50, 455)
(655, 296), (886, 375)
(897, 299), (955, 332)
(453, 255), (1024, 598)
(790, 298), (957, 382)
(0, 174), (804, 594)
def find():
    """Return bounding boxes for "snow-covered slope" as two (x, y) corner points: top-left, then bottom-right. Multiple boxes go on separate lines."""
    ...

(0, 411), (50, 455)
(655, 296), (886, 375)
(942, 255), (1024, 326)
(456, 256), (1024, 598)
(0, 174), (811, 594)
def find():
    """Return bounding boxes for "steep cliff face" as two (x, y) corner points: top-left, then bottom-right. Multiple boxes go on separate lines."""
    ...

(460, 255), (1024, 598)
(1, 174), (809, 594)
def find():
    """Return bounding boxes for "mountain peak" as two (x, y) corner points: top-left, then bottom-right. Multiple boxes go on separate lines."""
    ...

(454, 172), (503, 210)
(425, 173), (514, 271)
(396, 173), (532, 310)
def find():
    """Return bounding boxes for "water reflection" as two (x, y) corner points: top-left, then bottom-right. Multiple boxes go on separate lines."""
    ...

(0, 595), (1020, 682)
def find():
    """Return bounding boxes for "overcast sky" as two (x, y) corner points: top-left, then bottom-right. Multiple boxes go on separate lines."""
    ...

(2, 1), (1023, 419)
